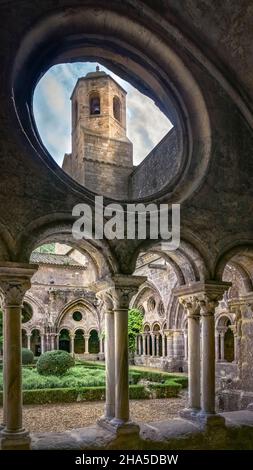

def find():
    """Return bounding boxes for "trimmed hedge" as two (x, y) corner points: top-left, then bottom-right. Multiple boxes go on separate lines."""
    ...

(149, 382), (181, 398)
(37, 350), (75, 376)
(22, 348), (34, 365)
(0, 382), (180, 405)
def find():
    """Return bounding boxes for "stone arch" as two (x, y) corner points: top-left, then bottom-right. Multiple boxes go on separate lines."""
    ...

(214, 243), (253, 292)
(12, 3), (212, 208)
(89, 92), (101, 115)
(15, 219), (117, 279)
(88, 329), (99, 354)
(58, 328), (71, 353)
(56, 297), (99, 330)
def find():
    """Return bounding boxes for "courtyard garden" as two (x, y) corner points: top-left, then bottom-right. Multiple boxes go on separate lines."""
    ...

(0, 352), (187, 406)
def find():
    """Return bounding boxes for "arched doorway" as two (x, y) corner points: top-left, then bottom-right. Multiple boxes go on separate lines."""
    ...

(74, 329), (85, 354)
(89, 330), (99, 354)
(224, 326), (235, 362)
(31, 329), (41, 356)
(59, 329), (70, 353)
(21, 329), (27, 348)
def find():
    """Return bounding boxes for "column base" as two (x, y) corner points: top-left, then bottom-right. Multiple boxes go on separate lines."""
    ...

(97, 417), (140, 436)
(180, 407), (200, 422)
(197, 411), (226, 429)
(0, 429), (31, 450)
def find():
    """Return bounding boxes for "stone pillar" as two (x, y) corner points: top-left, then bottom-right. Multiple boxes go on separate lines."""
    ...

(183, 329), (188, 360)
(173, 281), (230, 424)
(166, 331), (173, 359)
(181, 300), (201, 414)
(41, 334), (45, 354)
(0, 262), (37, 449)
(162, 334), (166, 358)
(215, 332), (220, 361)
(138, 335), (141, 355)
(50, 334), (55, 351)
(142, 334), (146, 355)
(220, 331), (225, 361)
(27, 334), (31, 351)
(197, 283), (230, 421)
(135, 336), (138, 355)
(56, 334), (59, 350)
(151, 334), (155, 357)
(155, 335), (160, 356)
(99, 336), (103, 354)
(84, 334), (89, 354)
(109, 274), (146, 430)
(70, 333), (75, 356)
(97, 292), (115, 421)
(146, 334), (150, 356)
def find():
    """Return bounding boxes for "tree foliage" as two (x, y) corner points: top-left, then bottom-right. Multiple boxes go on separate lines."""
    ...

(128, 308), (144, 352)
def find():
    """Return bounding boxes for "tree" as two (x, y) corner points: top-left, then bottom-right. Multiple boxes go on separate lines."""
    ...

(128, 308), (144, 352)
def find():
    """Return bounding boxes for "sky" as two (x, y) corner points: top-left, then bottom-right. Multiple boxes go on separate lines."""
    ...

(33, 62), (172, 166)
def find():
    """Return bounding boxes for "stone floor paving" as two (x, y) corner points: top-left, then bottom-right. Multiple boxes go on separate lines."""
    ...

(0, 393), (187, 433)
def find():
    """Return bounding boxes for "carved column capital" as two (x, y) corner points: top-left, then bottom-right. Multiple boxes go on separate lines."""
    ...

(173, 281), (231, 317)
(108, 274), (146, 310)
(0, 263), (38, 308)
(96, 290), (114, 312)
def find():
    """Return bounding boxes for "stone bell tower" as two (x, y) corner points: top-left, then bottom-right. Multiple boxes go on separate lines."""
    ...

(62, 66), (133, 199)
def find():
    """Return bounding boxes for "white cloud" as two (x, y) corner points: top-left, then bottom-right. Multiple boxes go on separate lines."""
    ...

(33, 62), (172, 166)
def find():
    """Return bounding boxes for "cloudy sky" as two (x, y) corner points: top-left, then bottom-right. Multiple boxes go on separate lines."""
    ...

(33, 62), (172, 166)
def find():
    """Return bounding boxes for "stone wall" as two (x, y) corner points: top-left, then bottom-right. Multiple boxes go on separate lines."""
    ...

(129, 127), (182, 199)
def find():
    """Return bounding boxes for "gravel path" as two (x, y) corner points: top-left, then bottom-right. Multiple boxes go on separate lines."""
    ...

(0, 392), (187, 433)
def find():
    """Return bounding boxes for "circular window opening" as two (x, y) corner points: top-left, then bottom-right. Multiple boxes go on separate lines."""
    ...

(33, 62), (181, 201)
(22, 302), (33, 323)
(72, 311), (83, 322)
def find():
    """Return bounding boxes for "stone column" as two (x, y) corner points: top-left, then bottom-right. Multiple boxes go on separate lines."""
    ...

(97, 292), (115, 421)
(155, 335), (160, 356)
(41, 334), (45, 354)
(0, 262), (37, 449)
(109, 274), (146, 429)
(162, 334), (166, 357)
(183, 329), (188, 360)
(70, 333), (75, 356)
(166, 331), (173, 359)
(215, 332), (220, 361)
(173, 281), (231, 424)
(181, 299), (201, 414)
(84, 334), (90, 354)
(146, 334), (150, 356)
(135, 336), (138, 355)
(56, 334), (59, 350)
(151, 334), (155, 357)
(142, 334), (146, 355)
(138, 335), (141, 355)
(197, 283), (230, 421)
(27, 334), (31, 351)
(220, 331), (225, 361)
(99, 336), (104, 354)
(50, 334), (55, 351)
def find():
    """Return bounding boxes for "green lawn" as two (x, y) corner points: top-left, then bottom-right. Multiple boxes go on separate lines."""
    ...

(0, 363), (187, 392)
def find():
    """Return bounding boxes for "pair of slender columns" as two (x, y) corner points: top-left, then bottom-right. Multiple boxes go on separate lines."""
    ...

(0, 262), (38, 449)
(98, 274), (146, 427)
(174, 281), (231, 419)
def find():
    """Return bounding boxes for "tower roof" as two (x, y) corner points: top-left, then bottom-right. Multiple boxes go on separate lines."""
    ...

(85, 65), (107, 79)
(70, 66), (127, 99)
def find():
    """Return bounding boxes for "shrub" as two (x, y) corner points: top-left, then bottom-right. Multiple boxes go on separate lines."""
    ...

(37, 350), (75, 376)
(22, 348), (34, 365)
(149, 382), (181, 398)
